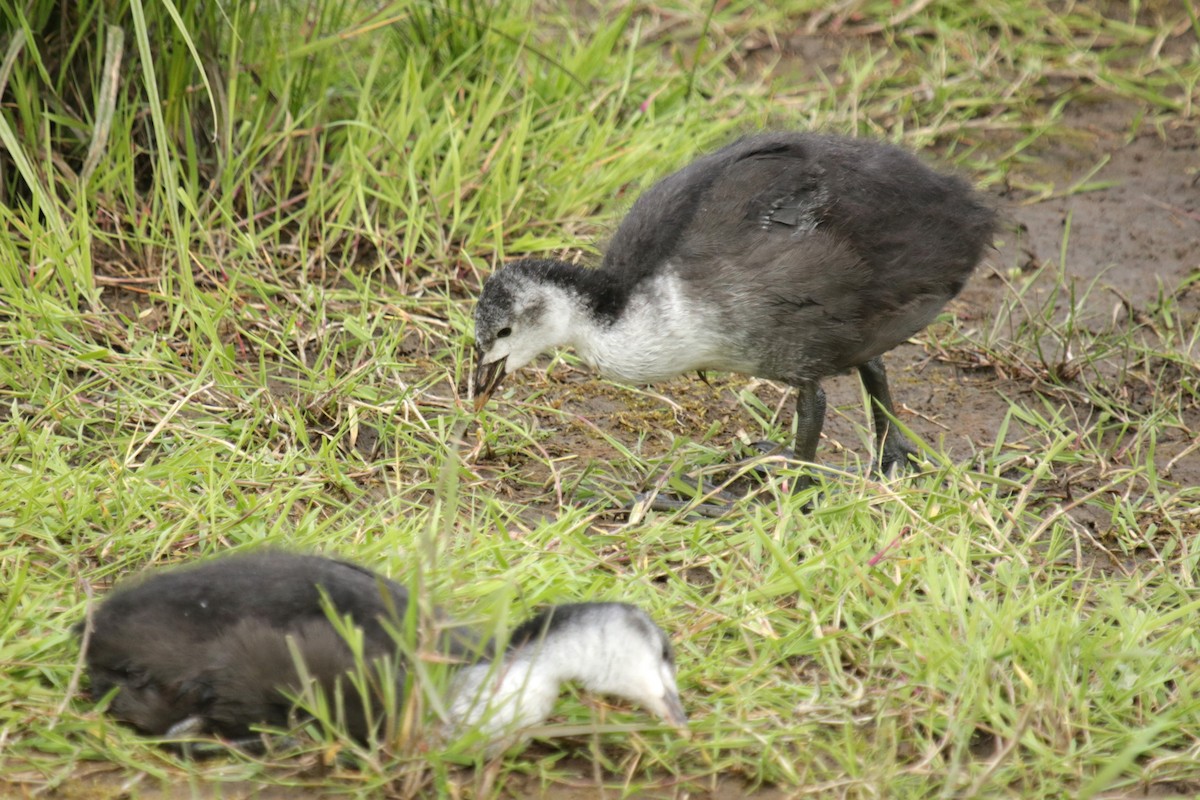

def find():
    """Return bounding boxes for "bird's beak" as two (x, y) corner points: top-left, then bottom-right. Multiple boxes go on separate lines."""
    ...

(472, 351), (508, 411)
(657, 689), (689, 731)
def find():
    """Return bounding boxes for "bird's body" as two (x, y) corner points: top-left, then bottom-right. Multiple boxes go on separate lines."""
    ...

(80, 551), (685, 748)
(474, 132), (996, 475)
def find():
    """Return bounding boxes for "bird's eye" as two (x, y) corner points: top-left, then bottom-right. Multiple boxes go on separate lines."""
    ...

(496, 326), (512, 339)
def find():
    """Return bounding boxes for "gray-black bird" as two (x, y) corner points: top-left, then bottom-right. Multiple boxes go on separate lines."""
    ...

(473, 132), (996, 481)
(80, 551), (686, 749)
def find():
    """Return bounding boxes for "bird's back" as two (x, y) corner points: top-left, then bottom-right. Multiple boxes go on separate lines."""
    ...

(82, 552), (474, 740)
(88, 552), (411, 650)
(601, 133), (995, 379)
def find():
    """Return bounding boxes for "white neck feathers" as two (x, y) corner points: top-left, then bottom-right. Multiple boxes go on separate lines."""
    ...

(567, 272), (740, 383)
(447, 619), (605, 743)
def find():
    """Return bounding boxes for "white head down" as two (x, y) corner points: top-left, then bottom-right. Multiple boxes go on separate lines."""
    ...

(449, 602), (687, 747)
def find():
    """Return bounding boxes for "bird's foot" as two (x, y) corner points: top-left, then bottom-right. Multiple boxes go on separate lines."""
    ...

(632, 432), (925, 518)
(163, 718), (293, 759)
(745, 440), (865, 491)
(877, 436), (921, 477)
(630, 471), (753, 519)
(629, 444), (826, 518)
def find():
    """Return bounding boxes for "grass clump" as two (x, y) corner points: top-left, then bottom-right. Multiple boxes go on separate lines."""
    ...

(2, 0), (1199, 798)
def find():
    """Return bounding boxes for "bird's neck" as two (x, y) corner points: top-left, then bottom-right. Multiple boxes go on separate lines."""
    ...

(533, 260), (733, 383)
(531, 260), (636, 324)
(577, 271), (725, 383)
(448, 623), (597, 741)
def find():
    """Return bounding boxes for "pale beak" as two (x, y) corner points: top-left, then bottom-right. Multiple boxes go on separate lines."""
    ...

(657, 688), (689, 730)
(472, 351), (508, 411)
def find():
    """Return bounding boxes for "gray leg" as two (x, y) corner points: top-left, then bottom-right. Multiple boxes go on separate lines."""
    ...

(789, 380), (826, 493)
(792, 379), (826, 463)
(729, 380), (826, 470)
(857, 357), (917, 474)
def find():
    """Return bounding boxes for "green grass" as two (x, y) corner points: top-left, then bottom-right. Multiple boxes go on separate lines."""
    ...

(2, 0), (1199, 797)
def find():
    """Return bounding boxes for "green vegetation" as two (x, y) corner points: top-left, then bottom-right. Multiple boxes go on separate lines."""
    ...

(1, 0), (1197, 797)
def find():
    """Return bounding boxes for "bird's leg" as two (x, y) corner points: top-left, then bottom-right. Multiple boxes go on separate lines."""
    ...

(788, 379), (826, 492)
(792, 380), (825, 463)
(632, 462), (762, 518)
(857, 357), (918, 475)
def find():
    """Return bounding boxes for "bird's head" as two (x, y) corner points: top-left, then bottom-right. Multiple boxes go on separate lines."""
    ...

(472, 260), (574, 410)
(576, 604), (688, 730)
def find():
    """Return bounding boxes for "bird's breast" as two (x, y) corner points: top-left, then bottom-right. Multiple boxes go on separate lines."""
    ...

(575, 273), (756, 383)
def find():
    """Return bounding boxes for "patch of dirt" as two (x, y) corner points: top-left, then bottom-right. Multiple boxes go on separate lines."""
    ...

(993, 102), (1199, 306)
(954, 99), (1200, 492)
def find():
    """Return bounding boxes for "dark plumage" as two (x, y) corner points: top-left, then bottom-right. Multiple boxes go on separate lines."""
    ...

(79, 551), (685, 749)
(81, 551), (450, 743)
(473, 132), (996, 480)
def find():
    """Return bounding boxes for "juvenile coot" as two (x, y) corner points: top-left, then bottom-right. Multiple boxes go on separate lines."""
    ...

(473, 132), (996, 481)
(80, 551), (685, 749)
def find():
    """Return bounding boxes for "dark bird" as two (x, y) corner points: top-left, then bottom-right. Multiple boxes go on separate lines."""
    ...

(79, 551), (686, 749)
(473, 132), (996, 482)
